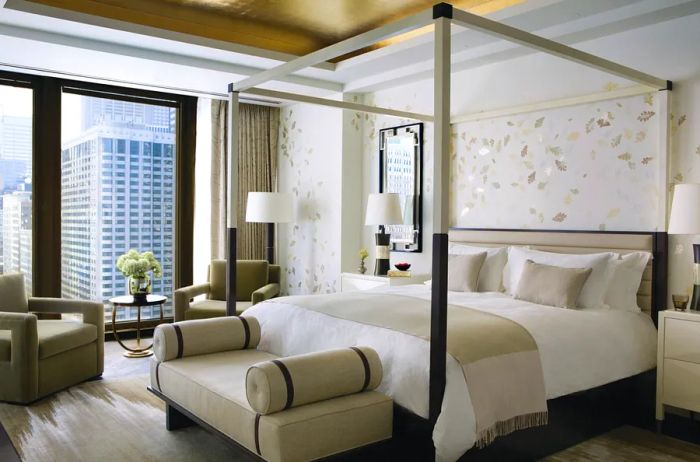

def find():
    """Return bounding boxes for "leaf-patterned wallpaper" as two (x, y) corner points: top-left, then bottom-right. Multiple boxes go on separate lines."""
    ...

(278, 104), (342, 295)
(451, 94), (660, 230)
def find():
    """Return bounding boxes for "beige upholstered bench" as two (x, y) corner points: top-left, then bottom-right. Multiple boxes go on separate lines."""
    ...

(149, 317), (393, 462)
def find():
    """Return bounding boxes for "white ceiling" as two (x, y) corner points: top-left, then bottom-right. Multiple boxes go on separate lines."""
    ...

(0, 0), (699, 98)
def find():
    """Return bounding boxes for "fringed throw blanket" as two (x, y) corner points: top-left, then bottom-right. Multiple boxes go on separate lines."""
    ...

(268, 292), (548, 447)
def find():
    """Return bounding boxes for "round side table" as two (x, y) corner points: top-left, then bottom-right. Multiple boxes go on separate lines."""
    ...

(109, 294), (167, 358)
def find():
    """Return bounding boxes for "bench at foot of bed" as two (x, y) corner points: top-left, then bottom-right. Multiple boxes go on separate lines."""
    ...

(149, 317), (393, 462)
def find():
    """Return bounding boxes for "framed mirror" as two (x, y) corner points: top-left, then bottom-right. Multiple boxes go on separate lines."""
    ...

(379, 122), (423, 253)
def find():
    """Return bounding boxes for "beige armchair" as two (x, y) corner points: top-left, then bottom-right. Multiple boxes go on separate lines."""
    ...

(174, 260), (280, 321)
(0, 273), (104, 404)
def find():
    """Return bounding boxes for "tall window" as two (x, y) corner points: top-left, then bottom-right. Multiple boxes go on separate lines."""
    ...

(61, 93), (177, 320)
(0, 84), (33, 293)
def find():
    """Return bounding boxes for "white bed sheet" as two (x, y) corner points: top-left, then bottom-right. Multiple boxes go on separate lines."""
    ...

(244, 285), (657, 461)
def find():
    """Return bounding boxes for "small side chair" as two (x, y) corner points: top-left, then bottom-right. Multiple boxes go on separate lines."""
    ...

(174, 260), (280, 321)
(0, 273), (104, 404)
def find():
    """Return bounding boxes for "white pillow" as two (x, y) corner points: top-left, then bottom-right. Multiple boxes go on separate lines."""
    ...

(604, 252), (652, 312)
(504, 247), (616, 309)
(449, 243), (507, 292)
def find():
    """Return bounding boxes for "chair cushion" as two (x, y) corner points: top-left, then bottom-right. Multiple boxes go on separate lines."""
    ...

(37, 320), (98, 360)
(237, 261), (269, 302)
(208, 260), (227, 301)
(0, 273), (28, 313)
(185, 300), (252, 320)
(152, 350), (392, 462)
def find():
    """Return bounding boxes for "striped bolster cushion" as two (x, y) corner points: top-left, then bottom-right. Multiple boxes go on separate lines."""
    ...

(153, 316), (260, 362)
(246, 346), (382, 415)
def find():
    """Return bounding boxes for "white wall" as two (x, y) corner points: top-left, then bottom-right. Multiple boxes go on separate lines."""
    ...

(356, 11), (700, 301)
(277, 103), (343, 295)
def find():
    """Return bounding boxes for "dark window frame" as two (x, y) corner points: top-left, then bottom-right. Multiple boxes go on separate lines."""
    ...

(0, 69), (195, 321)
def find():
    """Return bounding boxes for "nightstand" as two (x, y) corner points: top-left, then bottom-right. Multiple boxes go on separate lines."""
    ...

(656, 309), (700, 428)
(340, 272), (430, 292)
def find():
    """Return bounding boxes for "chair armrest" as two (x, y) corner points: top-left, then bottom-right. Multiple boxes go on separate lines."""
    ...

(252, 283), (280, 305)
(28, 298), (105, 328)
(173, 283), (211, 322)
(0, 312), (38, 374)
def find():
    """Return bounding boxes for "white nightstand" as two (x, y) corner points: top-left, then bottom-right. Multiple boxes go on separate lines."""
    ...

(656, 309), (700, 428)
(340, 272), (430, 292)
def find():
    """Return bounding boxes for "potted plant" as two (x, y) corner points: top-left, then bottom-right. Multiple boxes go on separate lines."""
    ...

(116, 249), (162, 299)
(358, 248), (369, 274)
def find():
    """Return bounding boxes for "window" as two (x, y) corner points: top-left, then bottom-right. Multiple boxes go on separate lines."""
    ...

(0, 84), (33, 293)
(61, 93), (177, 320)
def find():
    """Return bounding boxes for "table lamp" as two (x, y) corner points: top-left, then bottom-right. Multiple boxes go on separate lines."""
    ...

(246, 192), (293, 264)
(365, 193), (403, 275)
(668, 183), (700, 310)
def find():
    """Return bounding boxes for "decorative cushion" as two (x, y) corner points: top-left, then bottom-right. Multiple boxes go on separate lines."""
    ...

(36, 320), (98, 359)
(246, 346), (382, 415)
(604, 252), (652, 312)
(513, 260), (592, 309)
(154, 316), (260, 362)
(447, 252), (487, 292)
(505, 247), (615, 309)
(0, 273), (28, 313)
(151, 350), (392, 462)
(449, 244), (508, 292)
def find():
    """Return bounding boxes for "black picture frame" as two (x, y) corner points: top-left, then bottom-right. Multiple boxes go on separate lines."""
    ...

(379, 122), (423, 253)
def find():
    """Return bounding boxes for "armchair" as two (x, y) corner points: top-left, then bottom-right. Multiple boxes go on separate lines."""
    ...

(174, 260), (280, 321)
(0, 273), (104, 404)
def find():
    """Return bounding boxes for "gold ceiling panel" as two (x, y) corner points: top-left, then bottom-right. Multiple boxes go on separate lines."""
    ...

(24, 0), (525, 59)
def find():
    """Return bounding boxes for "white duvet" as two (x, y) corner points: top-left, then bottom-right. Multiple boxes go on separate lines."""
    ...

(244, 285), (657, 461)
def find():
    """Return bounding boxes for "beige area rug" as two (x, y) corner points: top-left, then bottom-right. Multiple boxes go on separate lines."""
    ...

(0, 375), (255, 462)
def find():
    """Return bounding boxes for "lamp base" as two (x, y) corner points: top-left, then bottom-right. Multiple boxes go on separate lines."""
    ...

(374, 232), (391, 276)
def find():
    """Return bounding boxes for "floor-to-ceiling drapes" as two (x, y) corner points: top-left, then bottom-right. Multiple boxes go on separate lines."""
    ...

(211, 101), (279, 260)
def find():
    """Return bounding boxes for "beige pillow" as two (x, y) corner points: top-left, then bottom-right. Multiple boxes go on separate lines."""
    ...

(514, 260), (592, 308)
(448, 252), (487, 292)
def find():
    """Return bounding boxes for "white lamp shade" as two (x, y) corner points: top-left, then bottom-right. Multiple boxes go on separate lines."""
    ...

(365, 193), (403, 226)
(246, 192), (293, 223)
(668, 183), (700, 234)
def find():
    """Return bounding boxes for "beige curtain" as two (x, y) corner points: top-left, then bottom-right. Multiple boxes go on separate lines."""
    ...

(211, 101), (280, 260)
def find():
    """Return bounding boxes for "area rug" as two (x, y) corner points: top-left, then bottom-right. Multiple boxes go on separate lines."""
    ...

(0, 375), (255, 461)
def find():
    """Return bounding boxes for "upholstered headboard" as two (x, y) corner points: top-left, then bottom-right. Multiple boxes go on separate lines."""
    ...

(448, 228), (668, 322)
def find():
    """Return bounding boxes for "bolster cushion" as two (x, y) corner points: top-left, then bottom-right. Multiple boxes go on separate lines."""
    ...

(154, 316), (260, 362)
(246, 346), (382, 415)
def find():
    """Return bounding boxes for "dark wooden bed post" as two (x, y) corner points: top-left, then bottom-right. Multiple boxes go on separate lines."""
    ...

(226, 88), (239, 316)
(429, 2), (452, 426)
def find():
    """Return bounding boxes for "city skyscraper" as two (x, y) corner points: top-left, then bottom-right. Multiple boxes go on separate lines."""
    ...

(61, 96), (175, 320)
(2, 187), (32, 292)
(0, 111), (32, 278)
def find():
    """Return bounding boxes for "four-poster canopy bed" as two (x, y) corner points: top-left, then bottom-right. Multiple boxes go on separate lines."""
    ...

(223, 2), (671, 459)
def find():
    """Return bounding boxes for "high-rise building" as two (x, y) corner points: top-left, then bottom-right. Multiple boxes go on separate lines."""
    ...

(0, 113), (32, 278)
(2, 187), (32, 292)
(62, 97), (175, 320)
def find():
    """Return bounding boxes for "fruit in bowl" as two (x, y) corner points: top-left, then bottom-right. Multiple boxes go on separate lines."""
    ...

(394, 262), (411, 272)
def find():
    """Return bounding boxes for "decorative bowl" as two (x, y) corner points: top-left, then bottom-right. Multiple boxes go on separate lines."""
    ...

(395, 262), (411, 271)
(672, 294), (689, 311)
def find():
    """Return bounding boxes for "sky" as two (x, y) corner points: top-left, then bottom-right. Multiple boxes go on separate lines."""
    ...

(0, 85), (84, 143)
(0, 85), (32, 118)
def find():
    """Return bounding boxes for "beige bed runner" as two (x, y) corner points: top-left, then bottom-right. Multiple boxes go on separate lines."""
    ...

(267, 292), (547, 447)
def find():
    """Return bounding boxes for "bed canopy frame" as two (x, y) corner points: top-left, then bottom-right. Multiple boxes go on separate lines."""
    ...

(224, 0), (670, 434)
